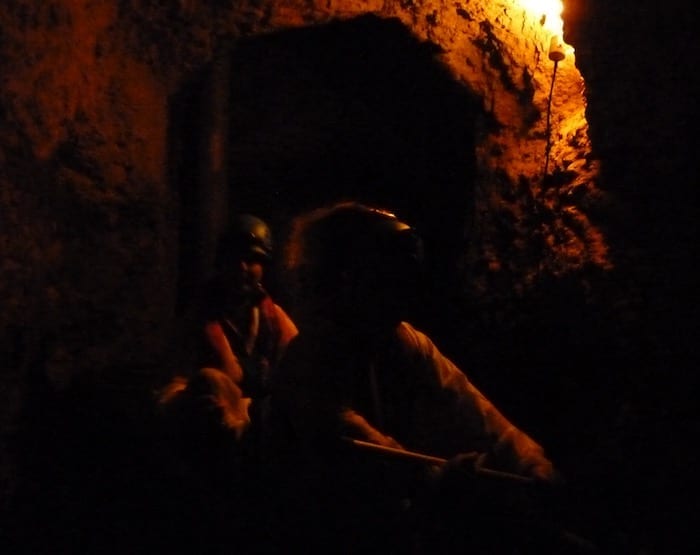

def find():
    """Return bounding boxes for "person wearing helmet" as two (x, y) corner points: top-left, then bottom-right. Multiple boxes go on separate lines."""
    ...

(262, 201), (561, 554)
(160, 213), (297, 432)
(196, 214), (297, 399)
(156, 214), (297, 553)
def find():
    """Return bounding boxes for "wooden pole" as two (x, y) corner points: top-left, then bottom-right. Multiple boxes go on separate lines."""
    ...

(343, 437), (535, 485)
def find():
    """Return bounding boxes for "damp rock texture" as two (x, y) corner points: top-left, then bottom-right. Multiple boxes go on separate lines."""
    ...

(0, 2), (694, 553)
(0, 0), (598, 385)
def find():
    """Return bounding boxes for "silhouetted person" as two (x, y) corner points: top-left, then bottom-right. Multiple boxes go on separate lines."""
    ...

(263, 201), (593, 554)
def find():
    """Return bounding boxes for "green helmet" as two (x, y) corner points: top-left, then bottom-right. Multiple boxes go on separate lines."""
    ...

(216, 214), (273, 267)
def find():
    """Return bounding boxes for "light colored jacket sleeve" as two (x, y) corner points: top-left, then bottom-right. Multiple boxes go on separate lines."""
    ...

(397, 322), (554, 479)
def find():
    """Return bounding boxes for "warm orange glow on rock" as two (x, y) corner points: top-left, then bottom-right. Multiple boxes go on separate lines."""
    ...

(0, 0), (608, 387)
(518, 0), (564, 36)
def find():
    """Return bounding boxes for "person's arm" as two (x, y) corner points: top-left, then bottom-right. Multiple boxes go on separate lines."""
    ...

(204, 320), (244, 383)
(337, 408), (403, 448)
(399, 323), (555, 481)
(272, 302), (299, 352)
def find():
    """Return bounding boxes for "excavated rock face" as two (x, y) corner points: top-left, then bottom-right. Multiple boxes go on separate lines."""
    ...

(0, 2), (693, 550)
(0, 0), (601, 383)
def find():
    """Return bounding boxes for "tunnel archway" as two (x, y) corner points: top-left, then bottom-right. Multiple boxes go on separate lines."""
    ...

(174, 15), (484, 335)
(228, 15), (479, 221)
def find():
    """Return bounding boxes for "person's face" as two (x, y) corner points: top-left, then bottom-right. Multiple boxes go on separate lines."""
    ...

(219, 252), (266, 301)
(233, 256), (264, 288)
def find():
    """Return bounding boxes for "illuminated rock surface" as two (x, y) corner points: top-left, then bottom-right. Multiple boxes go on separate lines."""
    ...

(0, 1), (694, 553)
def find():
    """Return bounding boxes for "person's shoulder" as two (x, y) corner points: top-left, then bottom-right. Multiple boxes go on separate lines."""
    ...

(258, 295), (287, 322)
(265, 297), (298, 332)
(395, 321), (437, 356)
(259, 294), (287, 316)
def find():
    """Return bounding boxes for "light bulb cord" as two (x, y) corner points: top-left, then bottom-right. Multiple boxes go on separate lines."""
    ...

(543, 59), (559, 179)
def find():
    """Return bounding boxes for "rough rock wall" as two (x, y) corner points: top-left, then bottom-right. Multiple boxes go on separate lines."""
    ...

(1, 2), (174, 382)
(0, 0), (603, 520)
(0, 1), (693, 551)
(0, 0), (600, 381)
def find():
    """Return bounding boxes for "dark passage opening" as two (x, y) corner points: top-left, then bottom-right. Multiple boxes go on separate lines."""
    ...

(227, 15), (481, 329)
(170, 14), (482, 334)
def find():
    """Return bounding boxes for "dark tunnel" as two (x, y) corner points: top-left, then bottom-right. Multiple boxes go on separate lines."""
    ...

(171, 15), (480, 331)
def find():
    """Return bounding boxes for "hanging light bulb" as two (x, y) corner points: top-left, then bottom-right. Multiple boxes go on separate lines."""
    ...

(519, 0), (569, 61)
(548, 35), (565, 62)
(519, 0), (563, 35)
